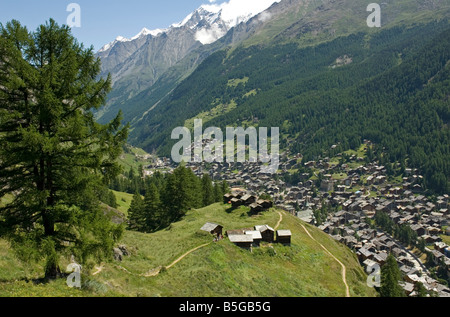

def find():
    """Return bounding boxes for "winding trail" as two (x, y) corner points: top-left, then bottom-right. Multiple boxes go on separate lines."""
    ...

(92, 265), (104, 276)
(274, 211), (283, 230)
(92, 243), (212, 278)
(94, 210), (350, 297)
(160, 243), (211, 270)
(276, 210), (349, 296)
(142, 242), (212, 277)
(300, 223), (350, 297)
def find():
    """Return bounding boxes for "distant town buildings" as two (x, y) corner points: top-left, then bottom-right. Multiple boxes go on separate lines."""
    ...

(146, 143), (449, 297)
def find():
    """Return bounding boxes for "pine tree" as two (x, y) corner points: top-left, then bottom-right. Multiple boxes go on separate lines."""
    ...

(201, 173), (215, 207)
(143, 183), (162, 231)
(380, 254), (405, 297)
(161, 172), (180, 223)
(221, 180), (230, 195)
(185, 167), (202, 209)
(418, 238), (426, 253)
(138, 164), (144, 179)
(414, 282), (428, 297)
(108, 190), (118, 209)
(0, 19), (128, 278)
(213, 181), (223, 203)
(128, 192), (145, 231)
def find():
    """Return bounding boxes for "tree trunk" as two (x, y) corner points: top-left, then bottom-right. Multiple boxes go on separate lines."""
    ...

(45, 253), (61, 280)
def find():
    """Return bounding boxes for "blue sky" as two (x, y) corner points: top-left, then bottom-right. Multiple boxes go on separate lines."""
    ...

(0, 0), (228, 51)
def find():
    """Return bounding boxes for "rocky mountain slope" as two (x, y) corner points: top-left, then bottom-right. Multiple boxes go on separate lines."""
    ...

(95, 1), (280, 124)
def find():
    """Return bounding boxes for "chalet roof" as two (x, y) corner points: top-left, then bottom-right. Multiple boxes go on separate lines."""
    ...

(374, 252), (388, 262)
(344, 236), (357, 243)
(277, 230), (292, 237)
(200, 222), (222, 232)
(226, 228), (252, 236)
(255, 225), (274, 233)
(357, 247), (373, 257)
(386, 241), (396, 248)
(400, 282), (415, 293)
(431, 250), (444, 258)
(363, 259), (377, 268)
(241, 194), (254, 201)
(410, 224), (423, 231)
(229, 234), (254, 243)
(245, 230), (262, 240)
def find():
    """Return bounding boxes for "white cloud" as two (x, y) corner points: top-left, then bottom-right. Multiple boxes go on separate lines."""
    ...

(201, 0), (280, 26)
(257, 11), (273, 23)
(193, 0), (280, 44)
(195, 24), (227, 45)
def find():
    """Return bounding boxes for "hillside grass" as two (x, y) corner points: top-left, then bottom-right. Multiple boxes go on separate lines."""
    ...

(0, 239), (83, 297)
(184, 99), (238, 130)
(441, 235), (450, 246)
(117, 145), (152, 172)
(0, 194), (13, 207)
(227, 77), (249, 87)
(112, 190), (134, 216)
(118, 152), (147, 172)
(0, 203), (377, 297)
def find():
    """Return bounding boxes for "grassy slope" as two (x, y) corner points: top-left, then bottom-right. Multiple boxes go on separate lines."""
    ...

(0, 202), (377, 297)
(112, 190), (134, 216)
(0, 194), (13, 207)
(0, 239), (82, 297)
(118, 145), (152, 172)
(243, 0), (450, 48)
(99, 204), (377, 297)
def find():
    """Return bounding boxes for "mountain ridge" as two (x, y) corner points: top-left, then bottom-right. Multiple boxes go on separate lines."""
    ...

(129, 16), (450, 193)
(97, 0), (450, 126)
(96, 0), (449, 194)
(95, 1), (281, 124)
(95, 0), (312, 124)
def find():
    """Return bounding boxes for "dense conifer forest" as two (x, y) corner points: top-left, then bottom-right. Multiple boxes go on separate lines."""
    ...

(130, 20), (450, 194)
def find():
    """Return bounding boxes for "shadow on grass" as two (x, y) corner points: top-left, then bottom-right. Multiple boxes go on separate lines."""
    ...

(225, 206), (236, 214)
(0, 272), (69, 286)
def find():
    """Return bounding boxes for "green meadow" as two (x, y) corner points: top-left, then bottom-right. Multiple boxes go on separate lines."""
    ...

(0, 201), (377, 297)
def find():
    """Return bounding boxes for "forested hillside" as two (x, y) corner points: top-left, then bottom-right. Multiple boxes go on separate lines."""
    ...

(130, 20), (450, 194)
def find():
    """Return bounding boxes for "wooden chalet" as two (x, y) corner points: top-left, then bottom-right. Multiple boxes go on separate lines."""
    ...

(249, 199), (273, 214)
(230, 197), (243, 208)
(249, 202), (264, 213)
(228, 234), (253, 249)
(241, 194), (257, 206)
(258, 200), (273, 209)
(223, 193), (233, 204)
(255, 225), (275, 243)
(276, 230), (292, 245)
(200, 222), (223, 237)
(226, 228), (253, 236)
(245, 230), (263, 246)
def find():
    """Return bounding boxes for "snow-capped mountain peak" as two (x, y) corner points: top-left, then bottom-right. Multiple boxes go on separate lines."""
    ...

(200, 0), (280, 28)
(191, 0), (280, 44)
(115, 36), (130, 42)
(98, 28), (166, 53)
(170, 12), (194, 28)
(98, 36), (130, 53)
(131, 27), (166, 40)
(98, 0), (280, 53)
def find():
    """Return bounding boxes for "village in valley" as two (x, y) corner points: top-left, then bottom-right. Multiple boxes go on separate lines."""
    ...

(134, 140), (450, 297)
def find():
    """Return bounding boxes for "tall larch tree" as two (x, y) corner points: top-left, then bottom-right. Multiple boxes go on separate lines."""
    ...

(0, 19), (128, 278)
